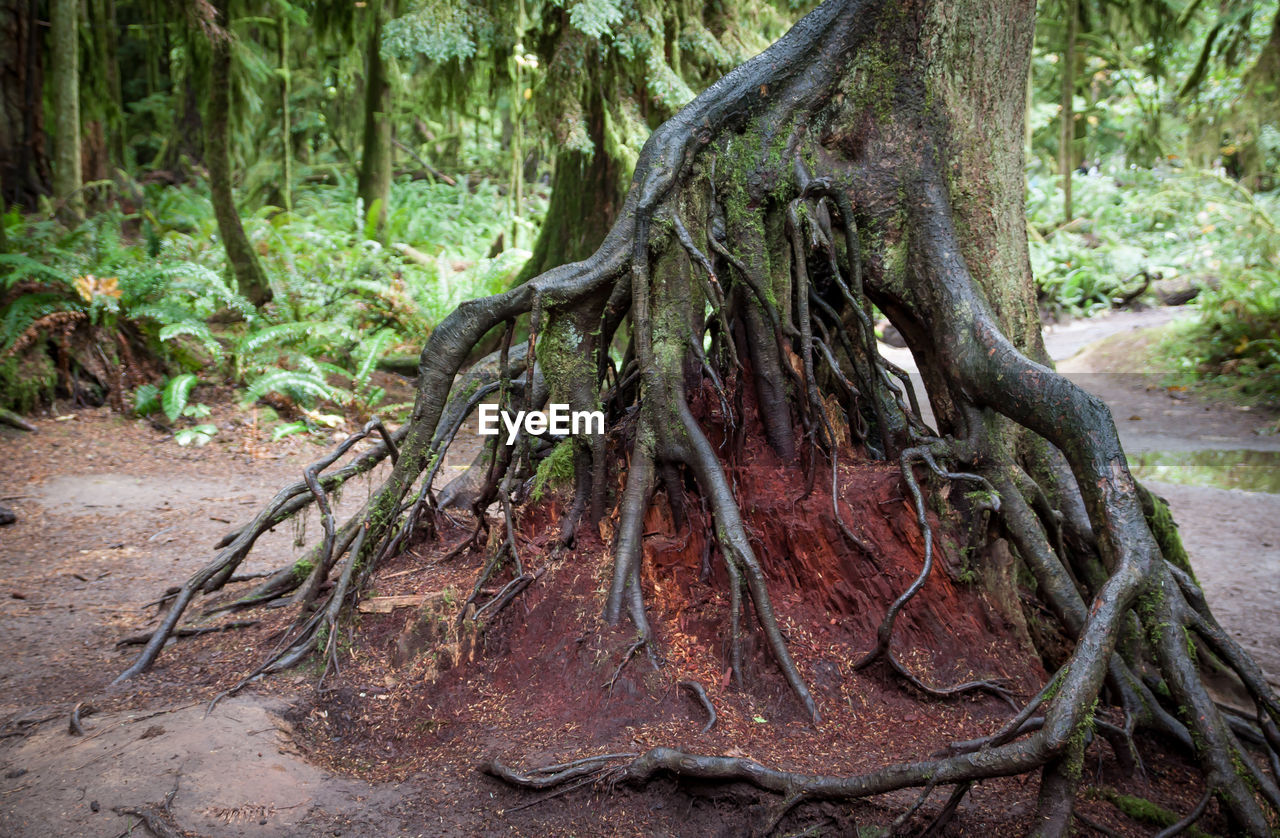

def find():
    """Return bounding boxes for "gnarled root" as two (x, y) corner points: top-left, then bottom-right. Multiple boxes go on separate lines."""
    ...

(119, 0), (1280, 832)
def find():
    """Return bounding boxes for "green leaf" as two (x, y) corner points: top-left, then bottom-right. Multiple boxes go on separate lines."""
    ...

(162, 373), (198, 423)
(159, 321), (226, 363)
(132, 383), (161, 416)
(271, 421), (310, 441)
(355, 328), (397, 389)
(174, 423), (217, 447)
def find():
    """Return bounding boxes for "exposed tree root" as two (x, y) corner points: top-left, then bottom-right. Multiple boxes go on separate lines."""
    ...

(118, 0), (1280, 832)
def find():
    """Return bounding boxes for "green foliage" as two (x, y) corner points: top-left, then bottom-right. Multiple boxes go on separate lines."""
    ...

(531, 440), (576, 502)
(162, 373), (199, 422)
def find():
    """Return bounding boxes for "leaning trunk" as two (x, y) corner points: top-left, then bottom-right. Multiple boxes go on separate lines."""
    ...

(205, 0), (272, 307)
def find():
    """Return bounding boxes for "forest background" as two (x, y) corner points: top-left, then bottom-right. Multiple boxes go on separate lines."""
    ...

(0, 0), (1276, 439)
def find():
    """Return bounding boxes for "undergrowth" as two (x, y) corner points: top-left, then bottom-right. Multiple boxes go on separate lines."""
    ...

(1027, 161), (1280, 406)
(0, 175), (544, 438)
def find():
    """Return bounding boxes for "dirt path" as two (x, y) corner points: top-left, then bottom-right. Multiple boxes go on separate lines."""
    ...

(1, 309), (1278, 835)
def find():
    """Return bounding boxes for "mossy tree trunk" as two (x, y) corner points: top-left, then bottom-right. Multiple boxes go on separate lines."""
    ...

(517, 92), (622, 282)
(50, 0), (83, 222)
(356, 0), (393, 243)
(124, 1), (1280, 834)
(205, 0), (272, 307)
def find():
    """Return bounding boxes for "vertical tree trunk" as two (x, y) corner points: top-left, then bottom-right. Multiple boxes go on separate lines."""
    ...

(1058, 0), (1078, 224)
(84, 0), (125, 176)
(0, 0), (50, 208)
(923, 0), (1043, 357)
(50, 0), (82, 222)
(516, 94), (621, 282)
(357, 0), (392, 242)
(279, 11), (292, 214)
(1238, 8), (1280, 191)
(206, 0), (272, 307)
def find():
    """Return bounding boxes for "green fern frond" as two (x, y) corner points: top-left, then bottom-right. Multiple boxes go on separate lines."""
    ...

(0, 254), (67, 289)
(355, 328), (397, 388)
(1, 293), (81, 351)
(162, 373), (199, 423)
(158, 321), (227, 363)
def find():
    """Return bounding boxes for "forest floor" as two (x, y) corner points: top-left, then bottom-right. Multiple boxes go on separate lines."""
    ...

(0, 307), (1277, 837)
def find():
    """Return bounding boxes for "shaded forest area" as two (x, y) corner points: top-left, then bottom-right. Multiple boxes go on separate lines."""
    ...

(0, 0), (1277, 431)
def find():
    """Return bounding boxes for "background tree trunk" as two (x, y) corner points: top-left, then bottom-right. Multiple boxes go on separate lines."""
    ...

(50, 0), (83, 222)
(516, 93), (621, 282)
(356, 0), (393, 243)
(206, 0), (272, 307)
(0, 0), (50, 209)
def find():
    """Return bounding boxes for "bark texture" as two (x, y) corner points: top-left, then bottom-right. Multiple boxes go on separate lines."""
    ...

(0, 0), (50, 209)
(206, 0), (272, 307)
(50, 0), (82, 221)
(356, 0), (393, 243)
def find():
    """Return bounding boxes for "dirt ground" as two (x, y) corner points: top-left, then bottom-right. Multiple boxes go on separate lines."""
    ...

(1, 311), (1277, 836)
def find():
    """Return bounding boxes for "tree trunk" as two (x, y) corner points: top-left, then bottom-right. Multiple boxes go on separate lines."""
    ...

(50, 0), (82, 222)
(278, 10), (292, 214)
(160, 75), (205, 175)
(516, 93), (622, 282)
(1238, 8), (1280, 191)
(124, 1), (1280, 833)
(1058, 0), (1078, 224)
(82, 0), (125, 182)
(0, 0), (51, 209)
(356, 0), (392, 243)
(206, 0), (272, 307)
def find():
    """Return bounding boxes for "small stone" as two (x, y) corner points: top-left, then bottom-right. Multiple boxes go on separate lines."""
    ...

(90, 801), (100, 813)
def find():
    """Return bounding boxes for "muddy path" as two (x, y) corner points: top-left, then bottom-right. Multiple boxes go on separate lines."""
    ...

(1, 309), (1278, 836)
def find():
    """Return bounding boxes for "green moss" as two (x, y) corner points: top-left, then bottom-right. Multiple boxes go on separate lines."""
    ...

(1137, 482), (1197, 583)
(1097, 788), (1215, 838)
(531, 439), (575, 502)
(1184, 625), (1199, 664)
(1137, 588), (1166, 645)
(1064, 698), (1099, 780)
(0, 346), (57, 413)
(292, 557), (316, 581)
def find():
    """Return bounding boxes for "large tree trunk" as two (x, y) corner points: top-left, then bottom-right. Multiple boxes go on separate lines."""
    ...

(122, 1), (1280, 834)
(0, 0), (51, 209)
(49, 0), (82, 222)
(356, 0), (393, 243)
(82, 0), (124, 185)
(1237, 8), (1280, 192)
(205, 0), (272, 307)
(516, 92), (622, 282)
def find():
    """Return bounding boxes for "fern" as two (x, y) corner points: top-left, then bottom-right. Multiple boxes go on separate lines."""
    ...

(0, 254), (67, 289)
(2, 293), (81, 351)
(244, 368), (347, 405)
(355, 328), (397, 390)
(159, 322), (227, 364)
(133, 383), (161, 415)
(235, 320), (355, 357)
(162, 373), (199, 422)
